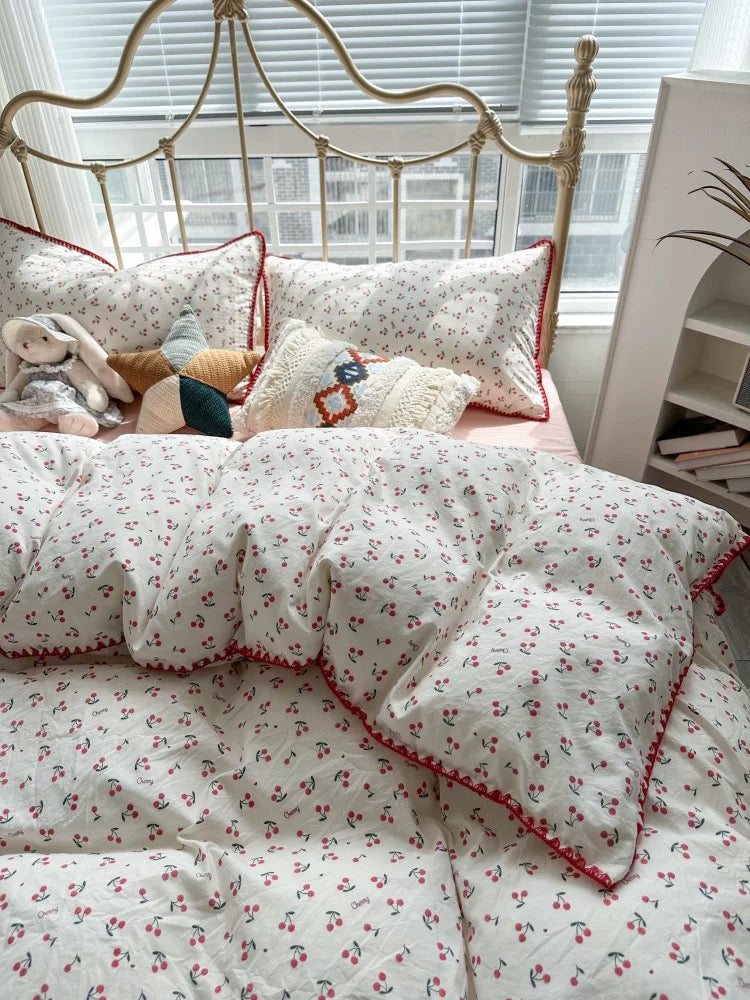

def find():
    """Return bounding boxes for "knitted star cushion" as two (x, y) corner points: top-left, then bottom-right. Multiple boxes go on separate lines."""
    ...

(233, 317), (479, 439)
(108, 307), (260, 437)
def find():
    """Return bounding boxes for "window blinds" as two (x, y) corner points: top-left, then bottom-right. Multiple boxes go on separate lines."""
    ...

(522, 1), (708, 123)
(41, 0), (706, 124)
(41, 0), (527, 118)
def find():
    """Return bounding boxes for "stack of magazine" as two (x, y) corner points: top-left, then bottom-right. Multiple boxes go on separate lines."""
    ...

(657, 416), (750, 493)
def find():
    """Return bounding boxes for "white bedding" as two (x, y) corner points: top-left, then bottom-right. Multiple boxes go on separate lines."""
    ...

(1, 427), (748, 998)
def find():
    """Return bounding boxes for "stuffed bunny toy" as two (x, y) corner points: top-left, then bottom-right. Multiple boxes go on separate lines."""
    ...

(0, 314), (134, 436)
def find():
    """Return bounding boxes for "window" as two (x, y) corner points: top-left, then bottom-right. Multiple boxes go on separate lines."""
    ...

(48, 0), (707, 301)
(87, 153), (501, 267)
(516, 152), (645, 292)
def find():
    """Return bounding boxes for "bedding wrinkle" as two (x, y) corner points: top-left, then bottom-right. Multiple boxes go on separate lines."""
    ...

(1, 428), (748, 893)
(0, 504), (748, 998)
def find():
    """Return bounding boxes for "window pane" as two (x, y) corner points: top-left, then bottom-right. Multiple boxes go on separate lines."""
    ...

(94, 209), (144, 254)
(326, 158), (369, 203)
(86, 163), (141, 206)
(404, 248), (456, 261)
(327, 208), (369, 243)
(176, 210), (246, 246)
(157, 158), (266, 204)
(273, 159), (314, 204)
(516, 152), (645, 292)
(329, 253), (370, 265)
(403, 154), (499, 202)
(85, 151), (503, 266)
(278, 210), (315, 244)
(405, 207), (460, 242)
(460, 207), (497, 246)
(376, 209), (392, 243)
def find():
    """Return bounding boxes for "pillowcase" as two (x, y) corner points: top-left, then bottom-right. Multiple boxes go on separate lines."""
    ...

(264, 241), (552, 420)
(234, 317), (479, 438)
(108, 306), (260, 437)
(0, 217), (265, 371)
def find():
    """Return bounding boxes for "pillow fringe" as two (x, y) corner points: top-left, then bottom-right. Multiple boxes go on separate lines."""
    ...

(390, 369), (479, 434)
(238, 318), (311, 434)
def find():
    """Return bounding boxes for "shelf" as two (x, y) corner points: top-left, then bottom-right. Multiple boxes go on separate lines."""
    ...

(648, 454), (750, 512)
(665, 371), (750, 433)
(684, 299), (750, 348)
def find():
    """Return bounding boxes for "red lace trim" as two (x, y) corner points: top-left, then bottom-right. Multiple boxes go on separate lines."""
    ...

(316, 654), (613, 887)
(1, 215), (116, 270)
(3, 506), (746, 887)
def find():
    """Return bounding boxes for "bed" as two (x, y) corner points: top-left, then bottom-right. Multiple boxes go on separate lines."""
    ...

(0, 2), (749, 999)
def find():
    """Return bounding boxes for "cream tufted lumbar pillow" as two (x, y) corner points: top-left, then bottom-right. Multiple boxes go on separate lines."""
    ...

(233, 317), (479, 439)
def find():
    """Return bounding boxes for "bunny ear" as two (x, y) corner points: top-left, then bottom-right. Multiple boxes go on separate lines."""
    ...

(0, 319), (41, 389)
(3, 348), (19, 391)
(45, 314), (135, 404)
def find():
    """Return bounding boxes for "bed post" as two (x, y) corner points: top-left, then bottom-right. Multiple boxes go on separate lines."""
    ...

(541, 35), (599, 368)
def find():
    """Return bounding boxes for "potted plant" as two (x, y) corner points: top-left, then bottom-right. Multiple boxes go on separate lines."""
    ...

(658, 158), (750, 267)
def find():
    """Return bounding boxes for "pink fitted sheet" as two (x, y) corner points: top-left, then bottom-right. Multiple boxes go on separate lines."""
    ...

(54, 370), (582, 463)
(452, 370), (581, 463)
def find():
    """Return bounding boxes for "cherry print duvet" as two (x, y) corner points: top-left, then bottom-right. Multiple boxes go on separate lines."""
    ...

(0, 427), (748, 998)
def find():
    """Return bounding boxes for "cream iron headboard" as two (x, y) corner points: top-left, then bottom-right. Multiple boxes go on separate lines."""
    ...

(0, 0), (598, 367)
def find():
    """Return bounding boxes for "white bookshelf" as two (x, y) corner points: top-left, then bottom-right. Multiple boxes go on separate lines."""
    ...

(664, 370), (750, 432)
(653, 295), (750, 524)
(586, 72), (750, 527)
(683, 298), (750, 347)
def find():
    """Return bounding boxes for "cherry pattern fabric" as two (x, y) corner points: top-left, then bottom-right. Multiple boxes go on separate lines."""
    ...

(0, 596), (748, 999)
(0, 658), (470, 999)
(0, 429), (746, 889)
(264, 243), (552, 419)
(0, 218), (265, 365)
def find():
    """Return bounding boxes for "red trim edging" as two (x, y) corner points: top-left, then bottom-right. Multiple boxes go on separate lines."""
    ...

(316, 653), (612, 888)
(0, 217), (266, 354)
(0, 215), (117, 271)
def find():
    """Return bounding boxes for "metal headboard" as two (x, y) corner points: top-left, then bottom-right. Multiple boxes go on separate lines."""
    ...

(0, 0), (598, 367)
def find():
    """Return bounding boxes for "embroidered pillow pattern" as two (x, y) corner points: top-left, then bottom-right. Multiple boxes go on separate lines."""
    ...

(310, 347), (389, 426)
(234, 317), (479, 436)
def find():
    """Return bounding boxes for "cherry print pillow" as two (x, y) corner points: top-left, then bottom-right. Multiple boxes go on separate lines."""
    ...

(0, 217), (265, 382)
(264, 241), (552, 420)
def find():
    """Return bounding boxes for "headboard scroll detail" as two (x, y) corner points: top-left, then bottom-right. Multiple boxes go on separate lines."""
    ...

(0, 0), (599, 368)
(213, 0), (249, 21)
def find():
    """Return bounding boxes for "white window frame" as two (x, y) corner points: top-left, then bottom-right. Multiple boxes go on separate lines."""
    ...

(75, 116), (651, 327)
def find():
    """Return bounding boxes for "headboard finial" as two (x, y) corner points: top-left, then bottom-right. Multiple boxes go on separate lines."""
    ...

(213, 0), (248, 21)
(549, 34), (598, 189)
(568, 34), (599, 115)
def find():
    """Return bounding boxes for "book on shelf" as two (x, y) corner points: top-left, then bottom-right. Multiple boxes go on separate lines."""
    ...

(695, 459), (750, 481)
(657, 416), (748, 456)
(726, 476), (750, 493)
(675, 440), (750, 470)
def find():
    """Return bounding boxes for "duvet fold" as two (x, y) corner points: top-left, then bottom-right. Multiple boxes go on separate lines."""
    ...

(0, 428), (747, 885)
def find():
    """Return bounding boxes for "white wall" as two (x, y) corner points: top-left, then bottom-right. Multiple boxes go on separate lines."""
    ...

(549, 326), (612, 454)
